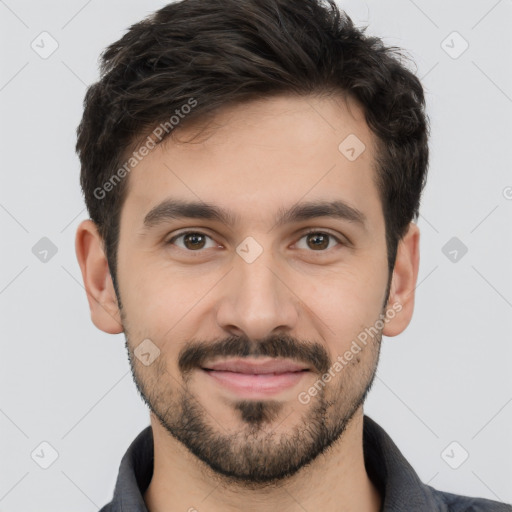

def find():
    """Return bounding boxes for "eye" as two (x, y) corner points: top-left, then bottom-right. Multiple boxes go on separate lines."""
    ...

(166, 229), (345, 253)
(167, 231), (218, 251)
(295, 230), (343, 251)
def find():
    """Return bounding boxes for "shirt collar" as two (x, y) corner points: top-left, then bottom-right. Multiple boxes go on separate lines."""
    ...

(105, 415), (438, 511)
(362, 415), (438, 510)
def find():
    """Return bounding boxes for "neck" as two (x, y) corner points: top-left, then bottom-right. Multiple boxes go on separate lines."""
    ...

(144, 408), (382, 512)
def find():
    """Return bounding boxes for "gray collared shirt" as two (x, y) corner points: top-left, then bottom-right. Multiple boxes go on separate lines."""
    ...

(99, 415), (511, 511)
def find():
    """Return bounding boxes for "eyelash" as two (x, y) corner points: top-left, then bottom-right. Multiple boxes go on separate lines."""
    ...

(166, 229), (346, 253)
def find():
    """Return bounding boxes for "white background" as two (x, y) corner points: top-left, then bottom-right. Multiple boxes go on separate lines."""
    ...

(1, 0), (511, 510)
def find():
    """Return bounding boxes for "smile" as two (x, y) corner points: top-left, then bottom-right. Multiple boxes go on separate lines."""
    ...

(200, 357), (311, 397)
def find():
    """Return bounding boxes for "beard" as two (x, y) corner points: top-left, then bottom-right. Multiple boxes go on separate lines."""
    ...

(123, 324), (382, 488)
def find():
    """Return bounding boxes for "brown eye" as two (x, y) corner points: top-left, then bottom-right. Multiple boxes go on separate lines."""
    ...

(183, 232), (206, 250)
(295, 231), (342, 251)
(306, 232), (329, 250)
(168, 231), (216, 251)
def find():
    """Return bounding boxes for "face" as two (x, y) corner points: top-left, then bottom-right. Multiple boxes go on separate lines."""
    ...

(111, 93), (394, 484)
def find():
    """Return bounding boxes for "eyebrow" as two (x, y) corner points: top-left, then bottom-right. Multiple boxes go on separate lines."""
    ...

(142, 198), (367, 231)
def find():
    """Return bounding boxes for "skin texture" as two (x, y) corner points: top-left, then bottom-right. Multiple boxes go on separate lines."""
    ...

(76, 93), (420, 512)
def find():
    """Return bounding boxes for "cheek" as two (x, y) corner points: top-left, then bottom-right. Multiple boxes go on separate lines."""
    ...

(121, 264), (221, 348)
(304, 267), (387, 353)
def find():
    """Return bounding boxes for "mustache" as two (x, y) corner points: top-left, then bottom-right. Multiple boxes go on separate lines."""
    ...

(178, 333), (331, 375)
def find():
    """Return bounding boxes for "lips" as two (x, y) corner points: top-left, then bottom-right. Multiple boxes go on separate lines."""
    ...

(202, 358), (309, 374)
(201, 358), (311, 397)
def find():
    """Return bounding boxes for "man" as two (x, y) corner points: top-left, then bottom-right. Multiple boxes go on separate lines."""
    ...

(74, 0), (511, 510)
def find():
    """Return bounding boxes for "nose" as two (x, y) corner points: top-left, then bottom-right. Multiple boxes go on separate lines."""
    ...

(215, 247), (299, 341)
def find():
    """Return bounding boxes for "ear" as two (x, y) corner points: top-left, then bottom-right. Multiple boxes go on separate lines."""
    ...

(382, 222), (420, 337)
(75, 219), (123, 334)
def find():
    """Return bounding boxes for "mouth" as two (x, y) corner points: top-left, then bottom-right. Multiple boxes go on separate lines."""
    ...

(200, 358), (311, 397)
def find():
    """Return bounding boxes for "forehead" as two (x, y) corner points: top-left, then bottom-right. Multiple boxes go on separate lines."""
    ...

(120, 93), (382, 231)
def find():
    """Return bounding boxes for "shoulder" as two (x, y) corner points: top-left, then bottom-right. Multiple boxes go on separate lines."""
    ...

(427, 485), (512, 512)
